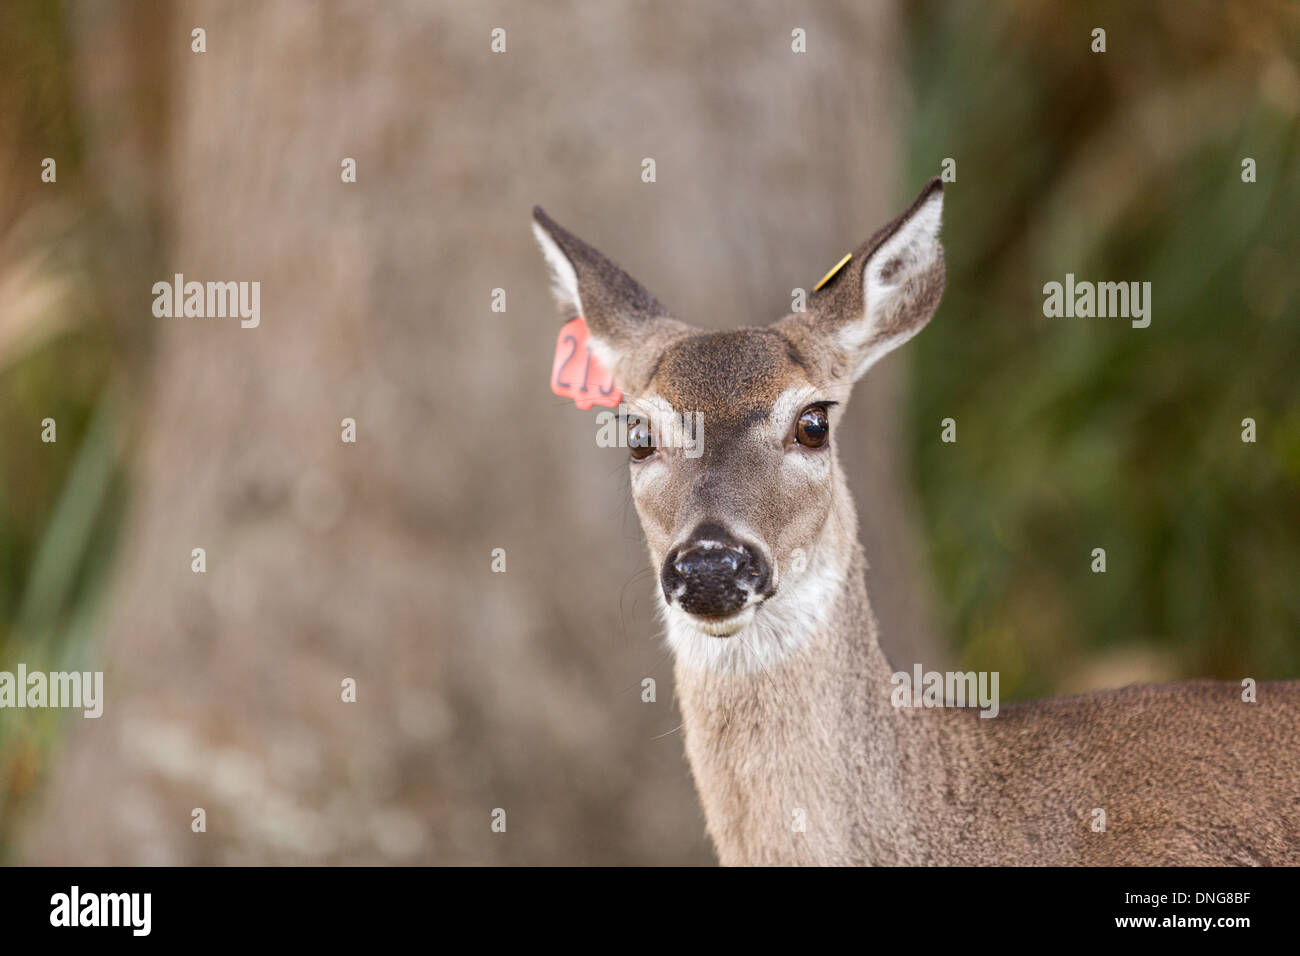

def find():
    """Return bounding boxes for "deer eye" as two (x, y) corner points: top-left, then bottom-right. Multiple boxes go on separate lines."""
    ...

(628, 417), (656, 461)
(794, 405), (830, 448)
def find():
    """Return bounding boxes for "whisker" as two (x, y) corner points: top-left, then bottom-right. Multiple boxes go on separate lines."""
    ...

(649, 720), (686, 742)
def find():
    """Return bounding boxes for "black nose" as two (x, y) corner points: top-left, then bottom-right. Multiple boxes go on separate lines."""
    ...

(660, 525), (772, 618)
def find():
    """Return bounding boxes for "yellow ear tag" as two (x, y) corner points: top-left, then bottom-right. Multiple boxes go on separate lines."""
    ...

(813, 253), (852, 292)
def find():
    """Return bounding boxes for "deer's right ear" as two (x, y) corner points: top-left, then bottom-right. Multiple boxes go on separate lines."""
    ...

(532, 207), (688, 391)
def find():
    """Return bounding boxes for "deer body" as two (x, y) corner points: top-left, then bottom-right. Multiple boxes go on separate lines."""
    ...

(533, 181), (1300, 865)
(675, 525), (1300, 866)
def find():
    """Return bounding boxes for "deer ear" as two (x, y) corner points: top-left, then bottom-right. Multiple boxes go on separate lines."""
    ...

(532, 207), (687, 389)
(784, 178), (946, 382)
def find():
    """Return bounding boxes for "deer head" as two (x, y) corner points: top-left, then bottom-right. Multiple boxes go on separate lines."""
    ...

(533, 179), (946, 671)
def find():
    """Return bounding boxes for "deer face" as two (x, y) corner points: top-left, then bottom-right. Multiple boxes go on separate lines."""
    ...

(623, 329), (840, 634)
(533, 180), (946, 665)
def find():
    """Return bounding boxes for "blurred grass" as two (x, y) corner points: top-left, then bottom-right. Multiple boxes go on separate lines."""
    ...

(0, 0), (131, 851)
(903, 0), (1300, 699)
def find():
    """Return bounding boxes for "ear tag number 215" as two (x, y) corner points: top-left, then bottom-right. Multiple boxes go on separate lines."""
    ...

(550, 316), (622, 410)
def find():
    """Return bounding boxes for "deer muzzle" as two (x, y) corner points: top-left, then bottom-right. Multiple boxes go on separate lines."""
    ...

(660, 524), (772, 624)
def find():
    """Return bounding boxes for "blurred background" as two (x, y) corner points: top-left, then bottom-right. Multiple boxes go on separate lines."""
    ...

(0, 0), (1296, 864)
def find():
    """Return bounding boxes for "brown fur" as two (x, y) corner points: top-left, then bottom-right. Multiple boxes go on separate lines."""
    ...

(654, 329), (809, 423)
(679, 534), (1300, 865)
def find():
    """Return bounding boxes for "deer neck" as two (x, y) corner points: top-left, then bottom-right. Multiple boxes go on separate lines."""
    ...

(670, 474), (951, 865)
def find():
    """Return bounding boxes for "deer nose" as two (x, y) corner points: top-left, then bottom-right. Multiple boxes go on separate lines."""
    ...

(661, 529), (771, 619)
(673, 546), (746, 579)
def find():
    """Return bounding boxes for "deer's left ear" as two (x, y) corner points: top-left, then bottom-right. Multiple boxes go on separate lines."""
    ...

(781, 178), (946, 382)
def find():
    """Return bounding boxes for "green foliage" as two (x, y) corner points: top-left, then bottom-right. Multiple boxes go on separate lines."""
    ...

(904, 1), (1300, 698)
(0, 0), (127, 850)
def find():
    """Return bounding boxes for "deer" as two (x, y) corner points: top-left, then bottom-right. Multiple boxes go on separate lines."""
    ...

(531, 179), (1300, 866)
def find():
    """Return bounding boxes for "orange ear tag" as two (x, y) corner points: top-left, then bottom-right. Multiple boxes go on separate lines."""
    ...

(551, 316), (622, 410)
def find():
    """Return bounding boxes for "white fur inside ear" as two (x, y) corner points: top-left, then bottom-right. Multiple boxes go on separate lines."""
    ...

(865, 190), (943, 303)
(837, 190), (943, 377)
(532, 221), (582, 318)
